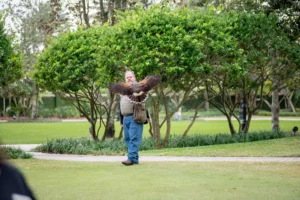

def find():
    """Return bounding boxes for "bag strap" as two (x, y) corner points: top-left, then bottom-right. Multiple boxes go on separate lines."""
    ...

(126, 93), (148, 104)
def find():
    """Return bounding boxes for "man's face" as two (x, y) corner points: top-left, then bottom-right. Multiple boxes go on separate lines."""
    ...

(125, 72), (136, 83)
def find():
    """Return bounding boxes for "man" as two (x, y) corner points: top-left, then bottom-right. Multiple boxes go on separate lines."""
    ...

(120, 71), (144, 166)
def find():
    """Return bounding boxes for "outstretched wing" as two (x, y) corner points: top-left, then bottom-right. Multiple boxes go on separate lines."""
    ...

(138, 75), (161, 92)
(109, 82), (133, 95)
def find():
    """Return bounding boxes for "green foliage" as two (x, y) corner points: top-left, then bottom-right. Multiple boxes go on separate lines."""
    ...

(166, 131), (285, 148)
(35, 137), (127, 155)
(34, 25), (119, 140)
(34, 27), (108, 92)
(3, 147), (32, 159)
(1, 79), (35, 117)
(35, 131), (286, 155)
(38, 106), (80, 118)
(101, 5), (214, 86)
(99, 4), (246, 143)
(0, 14), (22, 88)
(231, 12), (299, 83)
(257, 111), (300, 117)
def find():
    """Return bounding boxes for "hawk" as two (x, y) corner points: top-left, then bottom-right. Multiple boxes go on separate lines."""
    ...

(109, 75), (161, 103)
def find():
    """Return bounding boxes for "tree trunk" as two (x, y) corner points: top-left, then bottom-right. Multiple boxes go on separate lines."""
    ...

(151, 112), (161, 147)
(203, 90), (209, 112)
(170, 94), (182, 120)
(226, 115), (237, 135)
(31, 83), (38, 119)
(104, 123), (115, 138)
(89, 122), (99, 141)
(2, 97), (5, 117)
(243, 112), (252, 134)
(180, 104), (201, 139)
(163, 95), (171, 147)
(103, 97), (118, 139)
(108, 0), (115, 25)
(150, 95), (161, 148)
(271, 84), (280, 131)
(117, 126), (123, 140)
(99, 0), (108, 24)
(287, 91), (296, 112)
(104, 112), (115, 139)
(148, 119), (153, 137)
(288, 97), (296, 113)
(82, 0), (91, 28)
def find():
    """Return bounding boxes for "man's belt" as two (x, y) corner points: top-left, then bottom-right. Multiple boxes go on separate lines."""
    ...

(123, 113), (133, 116)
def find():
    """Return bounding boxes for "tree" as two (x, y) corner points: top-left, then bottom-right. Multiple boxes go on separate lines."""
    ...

(208, 11), (300, 134)
(210, 0), (300, 41)
(100, 5), (239, 146)
(0, 13), (23, 117)
(0, 14), (23, 89)
(211, 0), (300, 132)
(2, 0), (66, 119)
(34, 26), (116, 141)
(65, 0), (151, 27)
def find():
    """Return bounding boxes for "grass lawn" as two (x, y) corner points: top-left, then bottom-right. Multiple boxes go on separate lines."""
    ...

(140, 137), (300, 157)
(1, 120), (299, 144)
(13, 159), (300, 200)
(3, 119), (300, 199)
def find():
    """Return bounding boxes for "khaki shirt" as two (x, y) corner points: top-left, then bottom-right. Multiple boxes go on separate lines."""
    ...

(120, 95), (134, 115)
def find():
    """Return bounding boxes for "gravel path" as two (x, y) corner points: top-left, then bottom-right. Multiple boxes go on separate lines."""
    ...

(4, 144), (300, 163)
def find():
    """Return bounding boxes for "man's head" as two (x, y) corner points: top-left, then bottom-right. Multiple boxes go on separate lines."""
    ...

(125, 71), (136, 83)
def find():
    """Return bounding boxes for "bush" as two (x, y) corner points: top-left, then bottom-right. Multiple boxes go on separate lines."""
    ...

(4, 147), (33, 159)
(54, 106), (80, 118)
(38, 108), (56, 118)
(35, 130), (286, 155)
(257, 110), (300, 117)
(35, 137), (128, 155)
(39, 106), (80, 118)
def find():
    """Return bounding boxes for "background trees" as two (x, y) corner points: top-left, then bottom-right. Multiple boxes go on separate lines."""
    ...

(100, 6), (209, 146)
(100, 5), (247, 145)
(0, 14), (23, 117)
(34, 3), (300, 145)
(34, 26), (118, 141)
(231, 12), (300, 132)
(2, 1), (300, 146)
(0, 14), (22, 88)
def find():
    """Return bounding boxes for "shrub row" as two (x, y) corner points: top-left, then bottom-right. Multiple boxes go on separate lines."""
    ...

(35, 137), (128, 155)
(35, 131), (286, 155)
(38, 106), (80, 118)
(166, 131), (285, 148)
(3, 147), (33, 159)
(257, 111), (300, 117)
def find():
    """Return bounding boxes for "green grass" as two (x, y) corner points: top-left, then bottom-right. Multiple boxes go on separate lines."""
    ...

(1, 120), (299, 144)
(140, 137), (300, 157)
(3, 119), (300, 200)
(13, 159), (300, 200)
(0, 122), (90, 144)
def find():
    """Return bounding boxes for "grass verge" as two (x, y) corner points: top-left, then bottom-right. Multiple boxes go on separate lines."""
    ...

(13, 159), (300, 200)
(1, 120), (299, 144)
(34, 131), (286, 155)
(140, 136), (300, 157)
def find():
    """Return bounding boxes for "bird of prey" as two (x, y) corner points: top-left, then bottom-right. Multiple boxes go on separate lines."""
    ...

(109, 75), (161, 103)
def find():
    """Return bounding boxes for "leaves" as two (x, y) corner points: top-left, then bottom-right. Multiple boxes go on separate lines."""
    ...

(0, 14), (23, 88)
